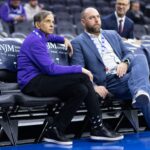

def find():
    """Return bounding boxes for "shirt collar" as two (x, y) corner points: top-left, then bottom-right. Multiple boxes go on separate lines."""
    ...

(33, 28), (48, 42)
(85, 30), (102, 39)
(115, 11), (126, 22)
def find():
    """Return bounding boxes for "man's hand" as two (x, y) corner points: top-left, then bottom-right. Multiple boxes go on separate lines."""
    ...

(94, 85), (109, 99)
(116, 62), (128, 78)
(64, 38), (73, 57)
(82, 68), (93, 82)
(14, 16), (25, 22)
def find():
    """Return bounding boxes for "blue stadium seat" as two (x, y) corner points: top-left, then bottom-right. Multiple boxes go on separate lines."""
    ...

(73, 13), (81, 25)
(50, 0), (67, 5)
(14, 21), (34, 35)
(66, 0), (81, 6)
(95, 0), (110, 8)
(51, 4), (69, 13)
(69, 5), (82, 15)
(55, 12), (73, 24)
(76, 22), (84, 35)
(56, 22), (76, 36)
(101, 6), (114, 16)
(134, 24), (147, 39)
(144, 4), (150, 17)
(81, 0), (95, 7)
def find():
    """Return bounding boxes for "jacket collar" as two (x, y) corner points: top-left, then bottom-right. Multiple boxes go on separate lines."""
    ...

(33, 28), (48, 42)
(102, 30), (120, 57)
(81, 32), (103, 63)
(82, 30), (120, 63)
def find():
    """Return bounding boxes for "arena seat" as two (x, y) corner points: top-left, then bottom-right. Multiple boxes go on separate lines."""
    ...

(50, 0), (67, 5)
(14, 21), (34, 35)
(56, 22), (76, 36)
(68, 5), (82, 15)
(134, 24), (147, 39)
(1, 20), (11, 35)
(51, 4), (69, 14)
(66, 0), (81, 6)
(144, 4), (150, 18)
(81, 0), (95, 7)
(76, 22), (84, 34)
(55, 12), (73, 24)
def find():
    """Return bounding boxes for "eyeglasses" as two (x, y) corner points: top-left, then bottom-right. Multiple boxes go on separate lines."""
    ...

(116, 3), (129, 6)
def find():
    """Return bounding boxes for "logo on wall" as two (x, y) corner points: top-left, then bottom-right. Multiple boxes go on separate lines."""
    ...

(0, 38), (68, 71)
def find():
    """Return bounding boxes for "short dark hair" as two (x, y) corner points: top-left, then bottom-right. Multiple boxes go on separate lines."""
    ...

(33, 10), (54, 26)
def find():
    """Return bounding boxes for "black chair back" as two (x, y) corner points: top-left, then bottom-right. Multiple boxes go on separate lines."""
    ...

(0, 38), (69, 82)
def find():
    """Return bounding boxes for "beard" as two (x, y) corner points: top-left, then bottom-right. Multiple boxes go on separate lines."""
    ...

(85, 24), (101, 34)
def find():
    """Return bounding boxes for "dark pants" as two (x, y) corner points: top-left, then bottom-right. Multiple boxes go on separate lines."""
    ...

(22, 73), (101, 132)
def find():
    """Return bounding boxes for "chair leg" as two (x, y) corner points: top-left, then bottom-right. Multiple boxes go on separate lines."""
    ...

(35, 117), (53, 143)
(0, 112), (15, 145)
(114, 110), (139, 132)
(74, 115), (89, 139)
(123, 109), (139, 132)
(114, 113), (124, 132)
(9, 120), (18, 145)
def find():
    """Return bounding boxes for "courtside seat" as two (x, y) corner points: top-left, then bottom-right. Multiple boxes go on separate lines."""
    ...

(0, 83), (19, 91)
(0, 94), (15, 107)
(14, 93), (61, 143)
(0, 80), (61, 146)
(0, 75), (61, 145)
(13, 93), (60, 107)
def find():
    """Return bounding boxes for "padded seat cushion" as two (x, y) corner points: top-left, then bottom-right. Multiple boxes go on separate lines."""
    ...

(0, 83), (19, 91)
(13, 93), (60, 107)
(0, 94), (15, 107)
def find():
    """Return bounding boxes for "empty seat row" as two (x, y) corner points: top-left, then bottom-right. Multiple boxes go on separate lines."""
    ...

(39, 0), (110, 6)
(45, 4), (113, 15)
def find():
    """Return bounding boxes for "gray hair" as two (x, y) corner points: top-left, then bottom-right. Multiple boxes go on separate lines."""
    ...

(33, 10), (54, 26)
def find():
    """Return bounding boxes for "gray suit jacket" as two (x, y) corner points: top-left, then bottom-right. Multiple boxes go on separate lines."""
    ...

(71, 30), (134, 86)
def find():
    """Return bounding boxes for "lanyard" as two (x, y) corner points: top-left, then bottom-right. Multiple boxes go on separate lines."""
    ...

(98, 34), (108, 57)
(101, 34), (106, 53)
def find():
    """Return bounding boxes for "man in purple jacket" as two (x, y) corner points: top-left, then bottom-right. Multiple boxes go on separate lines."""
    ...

(0, 0), (26, 33)
(17, 10), (123, 145)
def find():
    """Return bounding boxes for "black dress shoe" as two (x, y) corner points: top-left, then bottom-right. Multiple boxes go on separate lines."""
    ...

(133, 94), (149, 108)
(90, 125), (124, 141)
(43, 127), (72, 145)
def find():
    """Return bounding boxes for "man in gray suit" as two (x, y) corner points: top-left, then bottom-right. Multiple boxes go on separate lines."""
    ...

(71, 7), (150, 128)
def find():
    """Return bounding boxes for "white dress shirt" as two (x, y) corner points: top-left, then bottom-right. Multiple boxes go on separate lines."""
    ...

(87, 31), (121, 74)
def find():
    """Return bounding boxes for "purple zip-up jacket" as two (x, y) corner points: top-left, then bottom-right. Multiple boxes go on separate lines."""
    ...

(17, 29), (82, 89)
(0, 0), (26, 23)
